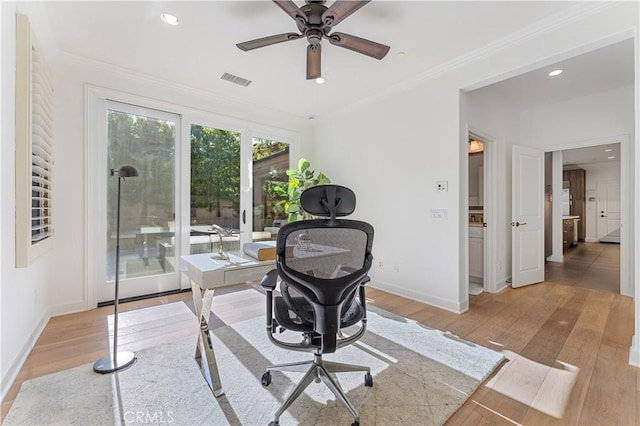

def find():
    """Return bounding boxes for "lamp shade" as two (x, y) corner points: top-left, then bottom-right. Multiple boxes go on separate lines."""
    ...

(117, 165), (139, 177)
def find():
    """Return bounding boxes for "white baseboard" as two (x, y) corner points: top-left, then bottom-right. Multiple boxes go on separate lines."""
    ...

(585, 237), (598, 243)
(1, 308), (51, 401)
(49, 300), (87, 317)
(493, 278), (510, 293)
(369, 280), (465, 314)
(469, 276), (483, 284)
(547, 254), (564, 263)
(629, 335), (640, 368)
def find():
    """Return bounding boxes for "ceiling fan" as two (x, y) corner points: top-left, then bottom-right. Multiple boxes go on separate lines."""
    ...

(236, 0), (390, 80)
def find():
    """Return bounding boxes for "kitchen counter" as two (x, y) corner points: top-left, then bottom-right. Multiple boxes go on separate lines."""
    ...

(563, 216), (580, 248)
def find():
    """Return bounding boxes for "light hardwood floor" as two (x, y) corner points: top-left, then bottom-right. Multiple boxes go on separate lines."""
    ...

(2, 245), (638, 425)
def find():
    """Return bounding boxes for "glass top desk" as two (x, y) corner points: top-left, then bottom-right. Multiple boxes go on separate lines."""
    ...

(180, 252), (275, 397)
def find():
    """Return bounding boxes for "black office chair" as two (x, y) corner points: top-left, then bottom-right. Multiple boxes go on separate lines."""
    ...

(260, 185), (374, 426)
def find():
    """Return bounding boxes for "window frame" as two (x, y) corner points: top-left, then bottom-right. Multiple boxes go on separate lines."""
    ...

(15, 13), (55, 268)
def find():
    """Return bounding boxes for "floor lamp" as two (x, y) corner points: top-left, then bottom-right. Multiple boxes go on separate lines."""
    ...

(94, 165), (139, 374)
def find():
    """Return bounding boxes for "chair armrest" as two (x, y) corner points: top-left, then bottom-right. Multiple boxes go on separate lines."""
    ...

(261, 269), (278, 290)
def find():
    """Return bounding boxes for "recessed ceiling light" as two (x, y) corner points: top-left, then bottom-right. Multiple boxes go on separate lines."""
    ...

(548, 69), (563, 77)
(608, 156), (616, 159)
(315, 77), (325, 84)
(161, 12), (179, 26)
(604, 148), (613, 152)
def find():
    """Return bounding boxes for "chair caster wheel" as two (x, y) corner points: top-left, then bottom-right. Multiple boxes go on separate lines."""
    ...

(268, 422), (279, 426)
(351, 421), (360, 426)
(364, 372), (373, 387)
(262, 371), (272, 386)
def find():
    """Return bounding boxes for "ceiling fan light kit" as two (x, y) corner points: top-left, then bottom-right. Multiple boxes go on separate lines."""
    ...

(236, 0), (390, 80)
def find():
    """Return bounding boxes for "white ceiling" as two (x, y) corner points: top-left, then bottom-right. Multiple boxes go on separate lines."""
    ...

(562, 143), (621, 168)
(39, 0), (614, 120)
(488, 38), (634, 109)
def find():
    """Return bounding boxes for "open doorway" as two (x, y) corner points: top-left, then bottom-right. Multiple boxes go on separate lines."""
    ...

(468, 137), (485, 295)
(466, 130), (496, 297)
(545, 141), (623, 294)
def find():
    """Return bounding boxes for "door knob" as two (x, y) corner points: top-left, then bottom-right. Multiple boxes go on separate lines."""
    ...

(511, 221), (527, 227)
(600, 214), (607, 218)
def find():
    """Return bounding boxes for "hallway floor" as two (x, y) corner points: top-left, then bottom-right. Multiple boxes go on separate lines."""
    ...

(545, 242), (620, 293)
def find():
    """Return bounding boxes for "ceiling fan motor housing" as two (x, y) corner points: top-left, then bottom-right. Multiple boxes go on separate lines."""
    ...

(236, 0), (390, 80)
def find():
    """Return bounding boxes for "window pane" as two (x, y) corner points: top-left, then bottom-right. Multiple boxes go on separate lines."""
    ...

(252, 138), (290, 241)
(107, 110), (176, 280)
(190, 124), (241, 254)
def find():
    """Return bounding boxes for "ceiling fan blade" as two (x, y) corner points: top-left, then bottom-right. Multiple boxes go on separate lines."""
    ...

(236, 33), (302, 51)
(307, 44), (321, 80)
(273, 0), (307, 25)
(328, 32), (390, 60)
(322, 1), (370, 27)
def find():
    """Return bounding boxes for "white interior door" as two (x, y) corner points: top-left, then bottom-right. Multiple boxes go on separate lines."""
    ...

(596, 182), (621, 240)
(511, 145), (545, 288)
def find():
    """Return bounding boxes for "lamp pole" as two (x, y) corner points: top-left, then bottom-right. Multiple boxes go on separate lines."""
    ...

(94, 165), (139, 374)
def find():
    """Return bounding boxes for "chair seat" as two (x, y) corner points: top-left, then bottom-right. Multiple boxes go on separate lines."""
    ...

(274, 295), (365, 334)
(274, 297), (314, 332)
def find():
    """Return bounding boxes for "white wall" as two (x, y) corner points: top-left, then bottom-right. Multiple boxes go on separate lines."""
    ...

(466, 82), (634, 278)
(520, 84), (634, 298)
(520, 85), (634, 146)
(314, 2), (638, 317)
(464, 88), (520, 291)
(2, 0), (639, 396)
(1, 1), (54, 399)
(0, 2), (313, 399)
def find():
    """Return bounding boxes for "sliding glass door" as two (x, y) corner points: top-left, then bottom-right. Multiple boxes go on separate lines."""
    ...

(88, 90), (298, 305)
(99, 101), (180, 302)
(189, 124), (241, 254)
(251, 138), (290, 241)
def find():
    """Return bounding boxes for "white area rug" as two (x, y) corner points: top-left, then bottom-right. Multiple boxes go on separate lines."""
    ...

(5, 302), (504, 425)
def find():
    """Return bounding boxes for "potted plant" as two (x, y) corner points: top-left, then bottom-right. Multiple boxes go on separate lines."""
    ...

(271, 158), (330, 222)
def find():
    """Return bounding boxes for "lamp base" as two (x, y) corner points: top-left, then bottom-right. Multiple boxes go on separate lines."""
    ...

(93, 351), (136, 374)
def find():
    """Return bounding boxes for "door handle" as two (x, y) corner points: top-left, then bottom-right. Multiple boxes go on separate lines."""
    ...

(600, 214), (607, 218)
(242, 209), (246, 224)
(511, 221), (527, 227)
(482, 222), (487, 228)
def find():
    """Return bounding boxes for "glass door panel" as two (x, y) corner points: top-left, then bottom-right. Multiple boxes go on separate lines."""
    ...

(190, 124), (241, 254)
(102, 104), (179, 302)
(252, 138), (290, 241)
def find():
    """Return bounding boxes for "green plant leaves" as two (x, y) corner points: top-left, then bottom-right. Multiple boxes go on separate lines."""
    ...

(268, 157), (330, 222)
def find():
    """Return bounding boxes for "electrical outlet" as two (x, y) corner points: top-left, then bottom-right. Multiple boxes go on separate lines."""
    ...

(377, 259), (383, 270)
(394, 263), (400, 273)
(430, 209), (448, 219)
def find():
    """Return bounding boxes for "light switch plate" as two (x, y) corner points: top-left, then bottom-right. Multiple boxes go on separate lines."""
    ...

(436, 181), (448, 192)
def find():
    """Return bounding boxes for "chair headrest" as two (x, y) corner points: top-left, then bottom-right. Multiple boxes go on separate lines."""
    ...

(300, 185), (356, 222)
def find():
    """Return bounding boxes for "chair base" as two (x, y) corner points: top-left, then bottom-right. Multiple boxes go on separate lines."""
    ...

(263, 353), (372, 425)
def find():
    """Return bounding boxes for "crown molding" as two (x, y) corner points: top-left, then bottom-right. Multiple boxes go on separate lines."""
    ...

(56, 51), (310, 123)
(318, 1), (615, 123)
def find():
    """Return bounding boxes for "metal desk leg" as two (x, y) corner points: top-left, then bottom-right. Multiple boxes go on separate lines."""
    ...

(191, 281), (224, 397)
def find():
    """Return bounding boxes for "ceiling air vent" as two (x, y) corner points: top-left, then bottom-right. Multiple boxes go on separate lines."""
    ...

(221, 72), (252, 87)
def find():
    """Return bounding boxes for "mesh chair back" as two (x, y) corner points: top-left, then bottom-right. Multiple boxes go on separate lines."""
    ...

(275, 219), (373, 354)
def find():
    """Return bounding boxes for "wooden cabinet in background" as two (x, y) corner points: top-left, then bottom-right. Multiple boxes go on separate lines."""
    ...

(563, 168), (586, 241)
